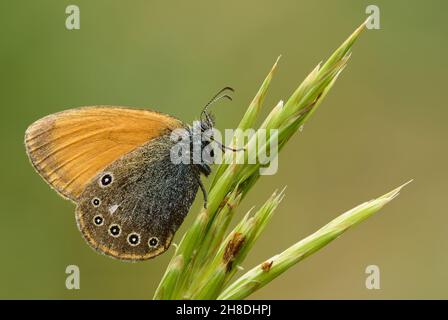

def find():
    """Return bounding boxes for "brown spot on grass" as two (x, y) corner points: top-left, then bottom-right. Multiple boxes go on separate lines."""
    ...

(218, 196), (229, 210)
(261, 260), (273, 272)
(226, 201), (235, 210)
(223, 232), (245, 272)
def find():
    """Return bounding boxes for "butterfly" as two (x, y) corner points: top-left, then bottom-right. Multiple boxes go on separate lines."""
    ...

(24, 87), (238, 261)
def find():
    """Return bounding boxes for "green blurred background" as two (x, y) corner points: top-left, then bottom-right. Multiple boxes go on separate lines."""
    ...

(1, 0), (447, 299)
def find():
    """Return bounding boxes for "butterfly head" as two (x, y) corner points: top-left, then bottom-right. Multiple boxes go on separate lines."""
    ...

(187, 87), (236, 174)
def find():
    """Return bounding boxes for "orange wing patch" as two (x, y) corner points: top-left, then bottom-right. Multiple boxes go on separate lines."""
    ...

(25, 106), (183, 202)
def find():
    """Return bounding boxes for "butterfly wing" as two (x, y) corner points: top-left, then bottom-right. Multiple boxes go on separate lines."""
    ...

(75, 135), (200, 260)
(25, 106), (183, 201)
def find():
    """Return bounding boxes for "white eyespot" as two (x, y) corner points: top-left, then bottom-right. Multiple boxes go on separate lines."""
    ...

(108, 204), (119, 215)
(148, 237), (159, 248)
(108, 224), (121, 237)
(91, 197), (101, 207)
(99, 172), (114, 187)
(127, 232), (141, 246)
(93, 215), (104, 226)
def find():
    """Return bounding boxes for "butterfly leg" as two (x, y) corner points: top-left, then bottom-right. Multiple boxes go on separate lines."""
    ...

(197, 177), (208, 208)
(211, 137), (245, 152)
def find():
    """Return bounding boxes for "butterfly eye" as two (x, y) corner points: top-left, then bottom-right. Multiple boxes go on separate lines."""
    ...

(99, 173), (113, 187)
(93, 215), (104, 226)
(91, 197), (101, 207)
(148, 237), (159, 248)
(108, 224), (121, 237)
(127, 233), (141, 246)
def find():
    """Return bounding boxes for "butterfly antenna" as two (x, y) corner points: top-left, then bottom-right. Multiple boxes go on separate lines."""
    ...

(201, 87), (235, 121)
